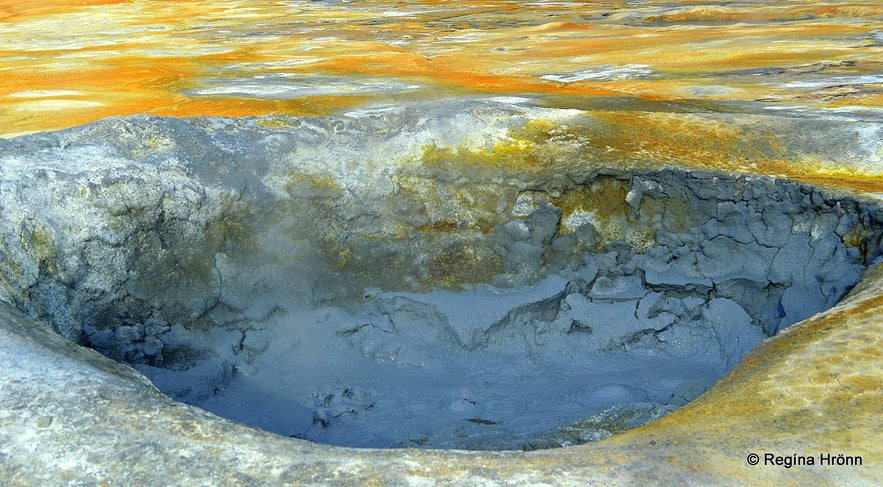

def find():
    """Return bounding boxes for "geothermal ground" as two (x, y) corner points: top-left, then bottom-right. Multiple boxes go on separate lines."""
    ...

(1, 100), (880, 452)
(1, 1), (882, 485)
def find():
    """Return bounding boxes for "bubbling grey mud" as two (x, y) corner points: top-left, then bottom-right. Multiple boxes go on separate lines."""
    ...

(1, 101), (881, 450)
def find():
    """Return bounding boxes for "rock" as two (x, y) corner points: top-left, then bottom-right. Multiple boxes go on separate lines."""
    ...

(527, 202), (562, 246)
(625, 189), (642, 210)
(504, 220), (531, 240)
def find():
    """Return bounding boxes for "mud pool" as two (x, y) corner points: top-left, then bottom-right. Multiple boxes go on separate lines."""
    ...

(1, 102), (881, 451)
(126, 176), (877, 450)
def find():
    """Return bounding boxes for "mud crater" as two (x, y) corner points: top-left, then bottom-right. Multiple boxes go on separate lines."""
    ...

(2, 115), (881, 451)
